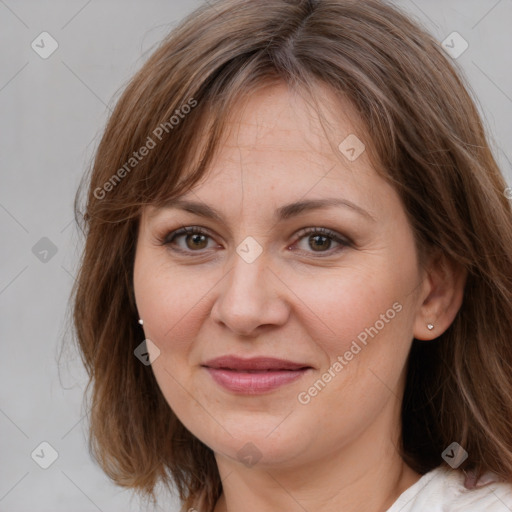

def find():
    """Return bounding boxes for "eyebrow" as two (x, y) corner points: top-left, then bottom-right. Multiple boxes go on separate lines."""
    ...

(152, 197), (376, 222)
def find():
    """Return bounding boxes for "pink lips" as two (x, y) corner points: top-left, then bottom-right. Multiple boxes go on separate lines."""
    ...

(202, 356), (312, 394)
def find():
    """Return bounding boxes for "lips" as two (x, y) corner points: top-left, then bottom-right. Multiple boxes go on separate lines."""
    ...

(202, 356), (313, 394)
(202, 355), (311, 371)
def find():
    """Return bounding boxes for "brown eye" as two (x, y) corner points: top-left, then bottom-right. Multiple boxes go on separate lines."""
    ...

(185, 233), (209, 250)
(292, 227), (350, 256)
(163, 226), (217, 252)
(308, 234), (332, 252)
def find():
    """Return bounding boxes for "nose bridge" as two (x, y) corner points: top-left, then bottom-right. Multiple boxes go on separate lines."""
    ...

(212, 242), (288, 335)
(230, 251), (264, 298)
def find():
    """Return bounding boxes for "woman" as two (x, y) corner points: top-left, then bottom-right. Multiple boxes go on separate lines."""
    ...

(71, 0), (512, 510)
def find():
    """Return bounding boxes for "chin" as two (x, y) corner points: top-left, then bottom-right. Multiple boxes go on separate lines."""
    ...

(193, 417), (312, 468)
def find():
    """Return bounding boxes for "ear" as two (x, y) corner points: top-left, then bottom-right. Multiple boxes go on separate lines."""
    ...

(413, 250), (467, 340)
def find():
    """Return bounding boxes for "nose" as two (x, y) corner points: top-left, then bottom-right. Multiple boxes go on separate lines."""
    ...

(210, 249), (290, 337)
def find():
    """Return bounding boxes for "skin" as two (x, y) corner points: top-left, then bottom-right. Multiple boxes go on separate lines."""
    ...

(133, 82), (466, 512)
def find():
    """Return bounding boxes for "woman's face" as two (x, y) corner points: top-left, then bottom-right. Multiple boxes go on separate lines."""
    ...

(133, 83), (430, 469)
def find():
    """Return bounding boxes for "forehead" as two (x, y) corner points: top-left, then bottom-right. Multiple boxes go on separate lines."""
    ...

(218, 82), (366, 155)
(188, 82), (375, 189)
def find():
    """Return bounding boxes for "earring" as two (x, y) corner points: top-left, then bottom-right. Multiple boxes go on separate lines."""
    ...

(427, 323), (434, 330)
(138, 319), (144, 326)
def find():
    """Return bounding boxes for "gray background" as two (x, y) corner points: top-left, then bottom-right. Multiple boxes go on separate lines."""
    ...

(0, 1), (511, 511)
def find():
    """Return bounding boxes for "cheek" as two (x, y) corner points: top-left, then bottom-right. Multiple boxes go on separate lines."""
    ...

(285, 263), (410, 359)
(290, 268), (414, 435)
(133, 254), (207, 419)
(134, 252), (249, 411)
(133, 259), (205, 352)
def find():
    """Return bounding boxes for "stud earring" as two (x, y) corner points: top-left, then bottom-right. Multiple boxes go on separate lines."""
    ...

(138, 319), (144, 326)
(427, 323), (434, 331)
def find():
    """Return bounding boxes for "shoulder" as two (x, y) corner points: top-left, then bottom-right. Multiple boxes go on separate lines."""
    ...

(387, 465), (512, 512)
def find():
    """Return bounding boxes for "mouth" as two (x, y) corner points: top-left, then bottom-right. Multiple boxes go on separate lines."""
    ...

(201, 356), (313, 394)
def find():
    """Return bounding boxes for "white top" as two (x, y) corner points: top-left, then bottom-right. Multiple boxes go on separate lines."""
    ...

(387, 465), (512, 511)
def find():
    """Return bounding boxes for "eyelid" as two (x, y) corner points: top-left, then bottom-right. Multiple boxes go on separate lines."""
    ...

(161, 225), (214, 243)
(293, 226), (353, 247)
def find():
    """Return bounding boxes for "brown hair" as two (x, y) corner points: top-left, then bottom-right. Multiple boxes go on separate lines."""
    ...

(68, 0), (512, 510)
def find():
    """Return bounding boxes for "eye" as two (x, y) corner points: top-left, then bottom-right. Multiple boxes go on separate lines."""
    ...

(291, 227), (350, 256)
(160, 225), (350, 257)
(161, 226), (218, 252)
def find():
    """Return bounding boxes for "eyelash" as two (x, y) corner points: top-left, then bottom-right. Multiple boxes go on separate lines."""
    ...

(159, 225), (351, 258)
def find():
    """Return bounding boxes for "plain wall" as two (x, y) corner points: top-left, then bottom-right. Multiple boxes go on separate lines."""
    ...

(0, 1), (511, 510)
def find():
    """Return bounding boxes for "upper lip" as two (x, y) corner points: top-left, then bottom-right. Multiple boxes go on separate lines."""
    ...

(202, 356), (311, 371)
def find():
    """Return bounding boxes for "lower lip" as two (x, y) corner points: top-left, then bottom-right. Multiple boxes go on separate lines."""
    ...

(204, 367), (311, 394)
